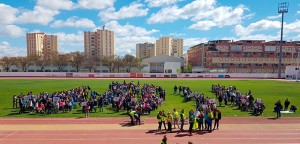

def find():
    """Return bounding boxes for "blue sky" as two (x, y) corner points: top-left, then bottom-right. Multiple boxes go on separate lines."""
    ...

(0, 0), (299, 57)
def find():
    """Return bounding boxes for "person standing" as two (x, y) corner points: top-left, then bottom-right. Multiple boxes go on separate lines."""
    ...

(213, 109), (222, 130)
(188, 109), (195, 135)
(172, 108), (180, 129)
(161, 110), (167, 130)
(161, 135), (167, 144)
(179, 109), (186, 132)
(173, 85), (178, 94)
(197, 110), (204, 131)
(167, 112), (173, 133)
(157, 111), (163, 132)
(275, 100), (282, 118)
(84, 103), (90, 118)
(13, 95), (18, 109)
(284, 98), (290, 111)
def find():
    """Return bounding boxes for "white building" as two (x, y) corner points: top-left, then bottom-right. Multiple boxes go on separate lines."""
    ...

(285, 66), (300, 80)
(142, 55), (184, 73)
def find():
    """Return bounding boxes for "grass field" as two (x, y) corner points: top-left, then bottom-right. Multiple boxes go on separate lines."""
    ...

(0, 79), (299, 118)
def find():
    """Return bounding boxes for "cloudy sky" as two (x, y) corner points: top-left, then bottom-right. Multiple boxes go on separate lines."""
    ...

(0, 0), (299, 57)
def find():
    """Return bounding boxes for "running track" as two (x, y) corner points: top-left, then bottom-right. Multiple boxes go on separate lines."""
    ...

(0, 117), (299, 144)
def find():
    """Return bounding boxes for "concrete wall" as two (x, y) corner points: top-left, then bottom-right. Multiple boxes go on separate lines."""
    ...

(0, 72), (283, 78)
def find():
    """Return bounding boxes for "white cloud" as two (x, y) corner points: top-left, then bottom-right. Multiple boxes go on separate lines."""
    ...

(77, 0), (115, 10)
(104, 21), (159, 37)
(0, 3), (18, 24)
(147, 6), (183, 24)
(169, 32), (186, 37)
(51, 16), (96, 28)
(266, 14), (281, 20)
(53, 32), (84, 47)
(16, 6), (59, 25)
(147, 0), (216, 24)
(99, 3), (149, 21)
(37, 0), (75, 10)
(145, 0), (181, 7)
(234, 19), (300, 37)
(0, 41), (26, 57)
(189, 20), (216, 30)
(297, 11), (300, 14)
(0, 25), (26, 37)
(234, 20), (281, 36)
(183, 38), (208, 53)
(285, 20), (300, 34)
(147, 0), (249, 30)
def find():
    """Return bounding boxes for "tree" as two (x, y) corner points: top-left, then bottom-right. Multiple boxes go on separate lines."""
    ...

(31, 55), (49, 72)
(69, 52), (86, 72)
(84, 57), (96, 72)
(114, 56), (124, 73)
(101, 55), (115, 73)
(15, 56), (33, 72)
(184, 64), (192, 73)
(52, 53), (70, 72)
(1, 56), (13, 72)
(135, 59), (143, 72)
(123, 54), (137, 73)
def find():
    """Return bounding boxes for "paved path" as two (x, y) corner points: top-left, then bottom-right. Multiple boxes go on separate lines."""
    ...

(0, 117), (299, 144)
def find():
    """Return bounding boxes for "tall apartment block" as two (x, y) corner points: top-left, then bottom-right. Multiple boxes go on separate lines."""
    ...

(187, 40), (300, 73)
(156, 37), (183, 57)
(26, 33), (58, 59)
(136, 43), (156, 59)
(84, 29), (116, 58)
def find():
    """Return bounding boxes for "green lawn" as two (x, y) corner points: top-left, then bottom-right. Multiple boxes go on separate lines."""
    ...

(0, 79), (299, 118)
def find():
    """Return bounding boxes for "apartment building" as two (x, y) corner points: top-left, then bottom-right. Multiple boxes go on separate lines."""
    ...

(187, 43), (207, 67)
(84, 29), (116, 58)
(136, 43), (156, 59)
(156, 37), (183, 57)
(26, 33), (58, 59)
(188, 40), (300, 73)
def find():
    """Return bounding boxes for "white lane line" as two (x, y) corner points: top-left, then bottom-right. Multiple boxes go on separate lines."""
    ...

(0, 132), (298, 136)
(0, 131), (17, 141)
(2, 138), (300, 141)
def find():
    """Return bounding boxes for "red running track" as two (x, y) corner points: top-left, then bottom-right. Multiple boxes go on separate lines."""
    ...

(0, 117), (300, 144)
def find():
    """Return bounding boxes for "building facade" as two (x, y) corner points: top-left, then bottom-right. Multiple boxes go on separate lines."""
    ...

(136, 43), (156, 59)
(27, 33), (58, 59)
(142, 55), (184, 73)
(84, 29), (116, 58)
(156, 37), (183, 57)
(187, 40), (300, 73)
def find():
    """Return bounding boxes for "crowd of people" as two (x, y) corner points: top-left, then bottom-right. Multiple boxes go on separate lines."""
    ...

(13, 81), (166, 117)
(156, 107), (222, 136)
(211, 84), (265, 116)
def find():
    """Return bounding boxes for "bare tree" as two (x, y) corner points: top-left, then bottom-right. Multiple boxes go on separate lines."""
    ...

(123, 54), (137, 73)
(69, 52), (86, 72)
(1, 56), (13, 72)
(136, 59), (143, 72)
(15, 56), (33, 72)
(84, 57), (96, 72)
(101, 55), (115, 72)
(114, 56), (124, 73)
(31, 55), (49, 72)
(52, 53), (70, 72)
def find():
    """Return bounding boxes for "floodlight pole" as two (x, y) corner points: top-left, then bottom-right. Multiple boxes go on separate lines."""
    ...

(278, 2), (288, 79)
(297, 52), (300, 81)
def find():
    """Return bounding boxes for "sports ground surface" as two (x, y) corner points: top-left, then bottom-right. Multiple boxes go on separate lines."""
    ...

(0, 77), (299, 144)
(0, 117), (299, 144)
